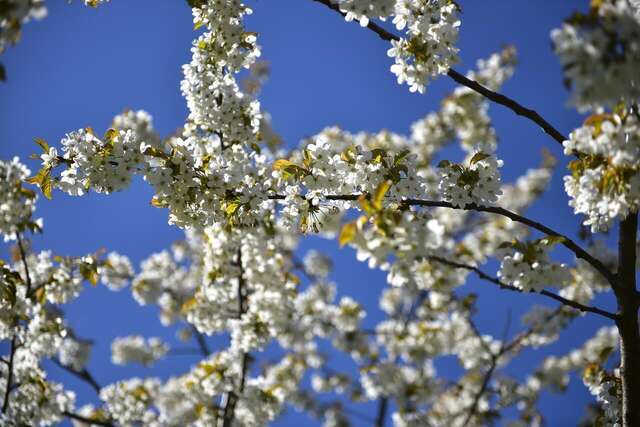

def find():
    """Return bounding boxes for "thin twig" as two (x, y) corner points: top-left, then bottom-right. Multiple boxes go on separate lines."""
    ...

(191, 324), (211, 357)
(460, 307), (563, 425)
(51, 359), (102, 395)
(2, 233), (33, 414)
(428, 255), (618, 320)
(1, 336), (16, 414)
(222, 248), (250, 427)
(269, 193), (615, 285)
(461, 355), (498, 427)
(16, 233), (33, 295)
(310, 0), (568, 146)
(375, 397), (388, 427)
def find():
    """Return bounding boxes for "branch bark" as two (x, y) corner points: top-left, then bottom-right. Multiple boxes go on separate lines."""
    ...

(287, 193), (615, 285)
(615, 212), (640, 427)
(2, 233), (32, 414)
(51, 359), (102, 395)
(222, 247), (250, 427)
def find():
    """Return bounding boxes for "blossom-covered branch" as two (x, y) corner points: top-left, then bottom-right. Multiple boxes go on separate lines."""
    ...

(427, 255), (618, 320)
(311, 0), (568, 146)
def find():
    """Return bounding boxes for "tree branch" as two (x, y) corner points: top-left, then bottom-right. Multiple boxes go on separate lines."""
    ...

(292, 193), (615, 285)
(51, 358), (102, 395)
(428, 255), (618, 321)
(191, 324), (211, 357)
(16, 233), (33, 295)
(460, 354), (498, 427)
(222, 247), (250, 427)
(460, 306), (563, 425)
(614, 212), (640, 427)
(310, 0), (568, 146)
(1, 336), (17, 414)
(375, 397), (388, 427)
(2, 233), (33, 414)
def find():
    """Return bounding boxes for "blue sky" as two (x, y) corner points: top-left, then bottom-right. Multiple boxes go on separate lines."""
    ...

(0, 0), (615, 425)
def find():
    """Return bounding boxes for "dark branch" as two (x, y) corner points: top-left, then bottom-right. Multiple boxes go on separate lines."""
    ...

(2, 233), (33, 414)
(1, 337), (17, 414)
(304, 194), (615, 285)
(51, 359), (102, 395)
(461, 355), (498, 427)
(222, 248), (250, 427)
(428, 255), (618, 321)
(375, 397), (388, 427)
(16, 233), (33, 295)
(311, 0), (568, 146)
(191, 324), (211, 357)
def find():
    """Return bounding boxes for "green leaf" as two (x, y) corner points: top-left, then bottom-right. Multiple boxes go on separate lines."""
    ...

(358, 194), (375, 216)
(497, 241), (514, 249)
(1, 280), (16, 307)
(80, 262), (98, 286)
(34, 137), (49, 153)
(225, 201), (240, 217)
(19, 187), (37, 199)
(143, 146), (169, 160)
(370, 148), (387, 165)
(540, 235), (566, 246)
(469, 152), (491, 166)
(372, 180), (391, 211)
(150, 196), (167, 208)
(103, 128), (118, 143)
(272, 159), (309, 180)
(339, 222), (357, 247)
(437, 160), (452, 168)
(35, 286), (46, 305)
(26, 165), (53, 200)
(302, 149), (312, 169)
(340, 146), (357, 165)
(393, 149), (411, 166)
(273, 159), (296, 170)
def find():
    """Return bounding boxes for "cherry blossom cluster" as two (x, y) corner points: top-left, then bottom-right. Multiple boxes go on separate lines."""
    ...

(40, 127), (142, 196)
(1, 0), (635, 425)
(563, 110), (640, 232)
(388, 0), (461, 93)
(409, 46), (516, 161)
(437, 152), (503, 208)
(0, 157), (39, 240)
(330, 0), (395, 26)
(551, 0), (640, 111)
(515, 326), (620, 425)
(111, 336), (169, 366)
(497, 237), (572, 292)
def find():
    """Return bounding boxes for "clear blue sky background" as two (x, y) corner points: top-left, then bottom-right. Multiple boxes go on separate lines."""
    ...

(0, 1), (616, 425)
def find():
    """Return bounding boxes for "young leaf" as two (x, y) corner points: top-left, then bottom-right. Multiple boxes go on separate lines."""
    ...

(339, 222), (357, 247)
(273, 159), (296, 171)
(372, 180), (391, 211)
(469, 152), (491, 166)
(80, 262), (99, 286)
(34, 137), (49, 153)
(540, 235), (566, 246)
(26, 165), (53, 200)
